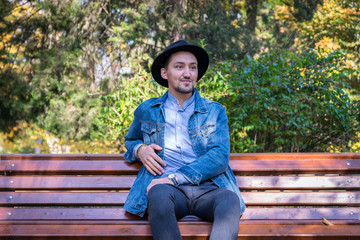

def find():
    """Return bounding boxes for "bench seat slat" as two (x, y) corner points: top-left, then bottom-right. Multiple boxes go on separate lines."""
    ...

(3, 153), (360, 160)
(1, 223), (360, 238)
(2, 159), (360, 175)
(242, 192), (360, 205)
(1, 192), (128, 206)
(237, 176), (360, 190)
(0, 176), (135, 189)
(1, 160), (141, 175)
(1, 207), (359, 220)
(1, 192), (360, 206)
(3, 219), (360, 225)
(0, 154), (126, 160)
(230, 159), (360, 173)
(229, 153), (360, 160)
(2, 176), (360, 190)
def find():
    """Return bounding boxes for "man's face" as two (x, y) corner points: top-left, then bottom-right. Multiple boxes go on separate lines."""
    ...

(161, 51), (198, 96)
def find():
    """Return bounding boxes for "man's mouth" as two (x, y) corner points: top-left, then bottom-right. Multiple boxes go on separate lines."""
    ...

(180, 79), (193, 83)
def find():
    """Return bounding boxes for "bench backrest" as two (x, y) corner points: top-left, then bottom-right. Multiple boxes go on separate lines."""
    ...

(1, 153), (360, 222)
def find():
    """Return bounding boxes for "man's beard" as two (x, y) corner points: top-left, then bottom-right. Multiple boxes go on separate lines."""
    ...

(174, 80), (195, 94)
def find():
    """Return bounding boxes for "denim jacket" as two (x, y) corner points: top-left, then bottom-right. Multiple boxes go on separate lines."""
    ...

(124, 89), (246, 217)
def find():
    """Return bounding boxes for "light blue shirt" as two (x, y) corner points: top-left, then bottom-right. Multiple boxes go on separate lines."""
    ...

(163, 92), (197, 184)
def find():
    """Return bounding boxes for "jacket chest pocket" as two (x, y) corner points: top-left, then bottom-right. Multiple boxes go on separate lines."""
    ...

(192, 122), (216, 148)
(141, 122), (159, 145)
(200, 123), (216, 138)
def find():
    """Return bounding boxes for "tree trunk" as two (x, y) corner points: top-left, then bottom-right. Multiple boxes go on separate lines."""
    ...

(164, 0), (186, 42)
(246, 0), (259, 34)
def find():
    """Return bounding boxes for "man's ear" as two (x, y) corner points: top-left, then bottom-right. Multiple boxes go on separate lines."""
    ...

(160, 68), (168, 79)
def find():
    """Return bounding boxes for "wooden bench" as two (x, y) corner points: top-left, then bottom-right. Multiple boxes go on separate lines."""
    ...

(1, 153), (359, 239)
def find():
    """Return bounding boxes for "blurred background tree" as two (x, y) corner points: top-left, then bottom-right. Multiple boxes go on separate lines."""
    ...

(1, 0), (359, 153)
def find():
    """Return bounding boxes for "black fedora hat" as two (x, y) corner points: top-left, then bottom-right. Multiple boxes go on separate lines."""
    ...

(151, 40), (209, 87)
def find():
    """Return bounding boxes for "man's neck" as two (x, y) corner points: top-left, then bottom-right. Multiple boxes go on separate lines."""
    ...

(169, 90), (194, 108)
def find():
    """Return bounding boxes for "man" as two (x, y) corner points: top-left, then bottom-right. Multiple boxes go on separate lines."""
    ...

(124, 40), (246, 240)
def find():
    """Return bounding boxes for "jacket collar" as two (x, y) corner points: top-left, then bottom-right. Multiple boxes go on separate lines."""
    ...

(151, 88), (208, 113)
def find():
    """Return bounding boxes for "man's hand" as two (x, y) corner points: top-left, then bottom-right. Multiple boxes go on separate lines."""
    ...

(138, 144), (166, 176)
(147, 177), (173, 194)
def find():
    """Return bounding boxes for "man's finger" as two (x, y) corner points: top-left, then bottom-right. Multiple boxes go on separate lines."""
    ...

(149, 157), (165, 174)
(143, 160), (159, 176)
(149, 144), (162, 151)
(153, 154), (166, 167)
(143, 156), (164, 175)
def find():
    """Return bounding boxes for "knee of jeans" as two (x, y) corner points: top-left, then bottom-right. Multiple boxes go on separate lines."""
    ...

(147, 184), (173, 200)
(147, 184), (176, 206)
(215, 191), (241, 215)
(147, 184), (176, 215)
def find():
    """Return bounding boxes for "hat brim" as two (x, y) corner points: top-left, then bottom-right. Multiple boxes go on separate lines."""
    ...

(151, 45), (209, 88)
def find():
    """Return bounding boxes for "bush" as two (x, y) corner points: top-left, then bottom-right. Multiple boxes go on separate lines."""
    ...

(198, 50), (359, 152)
(95, 67), (165, 153)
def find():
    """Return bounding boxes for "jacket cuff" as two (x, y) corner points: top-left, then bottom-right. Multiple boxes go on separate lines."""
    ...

(177, 166), (202, 185)
(124, 140), (144, 162)
(175, 173), (191, 185)
(133, 143), (143, 160)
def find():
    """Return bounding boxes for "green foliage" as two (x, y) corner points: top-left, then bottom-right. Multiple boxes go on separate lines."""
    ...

(1, 0), (360, 153)
(0, 70), (32, 131)
(40, 93), (103, 140)
(281, 0), (323, 22)
(276, 0), (360, 89)
(199, 50), (359, 152)
(94, 68), (165, 153)
(1, 0), (117, 140)
(0, 122), (118, 154)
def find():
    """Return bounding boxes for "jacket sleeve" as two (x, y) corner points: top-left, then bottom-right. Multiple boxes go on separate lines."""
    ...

(124, 106), (144, 163)
(177, 106), (230, 185)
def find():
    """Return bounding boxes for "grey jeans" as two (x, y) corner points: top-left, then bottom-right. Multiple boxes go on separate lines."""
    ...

(147, 181), (241, 240)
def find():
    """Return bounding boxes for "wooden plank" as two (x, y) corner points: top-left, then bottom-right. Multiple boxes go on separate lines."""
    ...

(1, 191), (359, 206)
(0, 234), (357, 240)
(0, 192), (128, 206)
(236, 176), (360, 190)
(241, 192), (360, 205)
(0, 176), (135, 190)
(3, 152), (360, 161)
(1, 160), (141, 175)
(230, 159), (360, 174)
(2, 159), (360, 175)
(1, 207), (359, 221)
(0, 154), (125, 160)
(229, 152), (360, 160)
(0, 223), (360, 238)
(2, 175), (360, 190)
(241, 207), (359, 220)
(3, 219), (360, 226)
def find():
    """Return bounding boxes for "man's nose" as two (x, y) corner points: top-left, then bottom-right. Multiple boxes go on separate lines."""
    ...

(183, 67), (191, 78)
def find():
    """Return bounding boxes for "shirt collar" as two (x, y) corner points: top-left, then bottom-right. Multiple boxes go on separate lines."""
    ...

(167, 91), (195, 110)
(151, 88), (208, 113)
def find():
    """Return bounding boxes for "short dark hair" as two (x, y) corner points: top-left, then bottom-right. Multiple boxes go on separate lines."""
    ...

(163, 55), (173, 70)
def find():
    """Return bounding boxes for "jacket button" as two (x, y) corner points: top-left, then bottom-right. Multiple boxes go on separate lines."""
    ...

(158, 128), (161, 132)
